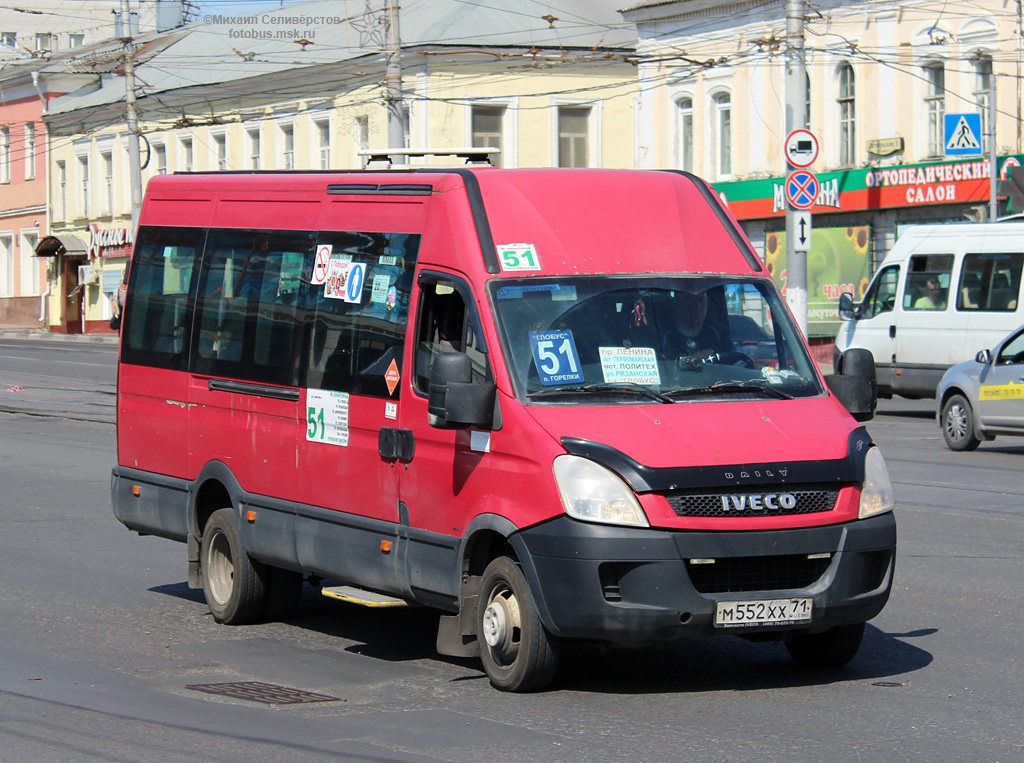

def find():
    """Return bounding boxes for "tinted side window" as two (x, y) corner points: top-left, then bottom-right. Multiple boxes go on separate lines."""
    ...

(414, 278), (489, 394)
(305, 232), (418, 398)
(904, 254), (953, 311)
(121, 226), (204, 371)
(861, 265), (899, 319)
(192, 229), (315, 386)
(956, 252), (1023, 312)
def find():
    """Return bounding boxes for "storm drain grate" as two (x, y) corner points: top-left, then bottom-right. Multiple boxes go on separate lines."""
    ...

(186, 681), (341, 705)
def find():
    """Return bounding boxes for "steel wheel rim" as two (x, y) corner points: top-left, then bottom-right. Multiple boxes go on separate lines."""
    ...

(206, 530), (234, 606)
(945, 403), (969, 443)
(482, 583), (521, 667)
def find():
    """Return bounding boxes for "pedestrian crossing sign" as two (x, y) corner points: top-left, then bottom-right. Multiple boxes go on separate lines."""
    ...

(944, 113), (983, 156)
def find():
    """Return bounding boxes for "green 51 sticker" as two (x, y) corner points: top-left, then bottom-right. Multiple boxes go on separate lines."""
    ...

(498, 243), (541, 272)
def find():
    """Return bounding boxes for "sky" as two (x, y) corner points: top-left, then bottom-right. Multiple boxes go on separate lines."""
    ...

(195, 0), (309, 13)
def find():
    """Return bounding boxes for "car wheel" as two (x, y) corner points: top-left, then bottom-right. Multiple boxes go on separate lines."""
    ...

(942, 394), (981, 451)
(785, 622), (865, 668)
(200, 508), (268, 624)
(478, 557), (560, 692)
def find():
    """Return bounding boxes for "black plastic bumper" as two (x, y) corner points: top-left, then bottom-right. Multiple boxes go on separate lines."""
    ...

(510, 513), (896, 644)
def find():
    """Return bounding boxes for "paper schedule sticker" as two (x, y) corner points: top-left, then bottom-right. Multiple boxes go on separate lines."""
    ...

(306, 389), (349, 446)
(599, 346), (661, 386)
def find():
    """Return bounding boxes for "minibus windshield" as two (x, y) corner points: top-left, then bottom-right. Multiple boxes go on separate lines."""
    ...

(488, 276), (824, 403)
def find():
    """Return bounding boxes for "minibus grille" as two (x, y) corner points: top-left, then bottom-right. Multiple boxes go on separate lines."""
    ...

(664, 484), (840, 518)
(685, 554), (832, 594)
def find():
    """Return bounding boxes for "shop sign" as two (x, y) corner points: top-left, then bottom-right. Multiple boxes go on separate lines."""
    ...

(717, 154), (1024, 220)
(867, 138), (904, 156)
(88, 224), (134, 259)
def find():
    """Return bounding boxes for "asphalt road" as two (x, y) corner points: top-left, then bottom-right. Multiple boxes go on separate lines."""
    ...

(1, 338), (1023, 762)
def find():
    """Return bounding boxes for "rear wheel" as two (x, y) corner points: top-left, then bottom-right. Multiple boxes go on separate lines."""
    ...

(478, 557), (560, 692)
(201, 508), (267, 624)
(942, 394), (981, 451)
(785, 622), (865, 668)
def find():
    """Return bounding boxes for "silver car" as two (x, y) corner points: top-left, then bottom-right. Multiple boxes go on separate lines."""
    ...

(937, 324), (1024, 450)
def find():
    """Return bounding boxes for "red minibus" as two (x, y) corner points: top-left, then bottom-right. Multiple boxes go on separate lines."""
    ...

(112, 166), (895, 691)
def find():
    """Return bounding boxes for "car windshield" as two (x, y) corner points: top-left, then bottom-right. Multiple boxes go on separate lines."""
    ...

(488, 275), (824, 404)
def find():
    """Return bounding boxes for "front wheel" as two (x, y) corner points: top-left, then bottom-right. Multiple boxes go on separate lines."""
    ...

(785, 622), (865, 668)
(201, 508), (267, 625)
(478, 557), (560, 692)
(942, 394), (981, 451)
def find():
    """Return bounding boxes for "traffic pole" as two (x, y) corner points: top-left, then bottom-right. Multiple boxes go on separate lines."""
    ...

(785, 0), (808, 336)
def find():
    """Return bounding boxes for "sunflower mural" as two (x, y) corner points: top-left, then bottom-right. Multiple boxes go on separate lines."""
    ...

(763, 225), (873, 336)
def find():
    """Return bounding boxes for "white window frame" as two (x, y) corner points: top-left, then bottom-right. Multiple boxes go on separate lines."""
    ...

(0, 231), (13, 298)
(245, 127), (261, 170)
(672, 93), (695, 172)
(209, 129), (228, 170)
(0, 127), (9, 184)
(311, 117), (331, 170)
(100, 150), (114, 217)
(24, 123), (35, 181)
(178, 136), (194, 173)
(278, 122), (295, 170)
(465, 99), (517, 167)
(55, 160), (67, 221)
(75, 143), (90, 219)
(923, 60), (946, 158)
(837, 63), (856, 167)
(551, 99), (601, 168)
(709, 89), (733, 181)
(19, 228), (39, 296)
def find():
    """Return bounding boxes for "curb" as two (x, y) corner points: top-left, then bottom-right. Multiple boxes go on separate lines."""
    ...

(0, 329), (119, 344)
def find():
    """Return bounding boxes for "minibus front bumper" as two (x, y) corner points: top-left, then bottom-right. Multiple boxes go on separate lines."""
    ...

(510, 513), (896, 644)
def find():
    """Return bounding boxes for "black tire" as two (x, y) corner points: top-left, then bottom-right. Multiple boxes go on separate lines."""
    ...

(942, 393), (981, 451)
(478, 557), (560, 692)
(785, 622), (865, 668)
(262, 567), (304, 621)
(200, 508), (267, 625)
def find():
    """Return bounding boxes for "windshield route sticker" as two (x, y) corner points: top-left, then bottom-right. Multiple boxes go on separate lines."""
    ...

(530, 329), (584, 386)
(324, 259), (366, 303)
(599, 346), (661, 386)
(497, 243), (541, 272)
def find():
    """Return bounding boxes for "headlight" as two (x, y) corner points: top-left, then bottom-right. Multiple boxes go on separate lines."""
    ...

(553, 455), (649, 527)
(859, 446), (895, 518)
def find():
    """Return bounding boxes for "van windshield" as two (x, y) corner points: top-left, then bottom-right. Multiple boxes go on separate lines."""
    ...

(488, 276), (823, 403)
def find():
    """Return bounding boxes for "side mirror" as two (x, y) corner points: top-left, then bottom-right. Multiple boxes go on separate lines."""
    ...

(838, 293), (859, 320)
(825, 348), (877, 422)
(427, 352), (496, 430)
(976, 349), (992, 364)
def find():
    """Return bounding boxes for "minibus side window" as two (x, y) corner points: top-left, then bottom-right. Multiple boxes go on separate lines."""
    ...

(304, 231), (419, 398)
(956, 253), (1022, 312)
(414, 278), (489, 393)
(860, 266), (899, 319)
(904, 254), (953, 311)
(121, 226), (204, 371)
(192, 229), (316, 386)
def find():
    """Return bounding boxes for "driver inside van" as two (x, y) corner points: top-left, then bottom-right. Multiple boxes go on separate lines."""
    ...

(914, 276), (947, 310)
(661, 289), (732, 361)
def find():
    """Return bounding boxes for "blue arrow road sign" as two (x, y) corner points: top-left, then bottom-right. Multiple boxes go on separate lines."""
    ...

(786, 170), (819, 210)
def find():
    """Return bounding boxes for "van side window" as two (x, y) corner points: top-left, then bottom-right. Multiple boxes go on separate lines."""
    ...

(414, 278), (489, 393)
(956, 253), (1022, 312)
(861, 265), (899, 319)
(192, 229), (316, 386)
(121, 226), (204, 371)
(305, 232), (419, 397)
(904, 254), (952, 311)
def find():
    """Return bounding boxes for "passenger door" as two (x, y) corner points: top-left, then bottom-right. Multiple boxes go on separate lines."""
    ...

(850, 265), (899, 392)
(894, 253), (954, 395)
(976, 328), (1024, 430)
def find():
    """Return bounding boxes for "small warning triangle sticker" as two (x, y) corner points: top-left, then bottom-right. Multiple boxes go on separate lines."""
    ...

(385, 358), (401, 397)
(946, 116), (981, 150)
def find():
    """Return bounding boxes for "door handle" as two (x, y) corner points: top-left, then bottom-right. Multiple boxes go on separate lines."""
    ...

(889, 325), (896, 338)
(379, 427), (415, 463)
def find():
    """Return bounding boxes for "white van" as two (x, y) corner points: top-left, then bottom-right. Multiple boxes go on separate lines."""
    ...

(835, 222), (1024, 398)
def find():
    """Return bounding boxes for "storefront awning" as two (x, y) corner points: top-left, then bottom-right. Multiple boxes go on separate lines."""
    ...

(35, 233), (89, 258)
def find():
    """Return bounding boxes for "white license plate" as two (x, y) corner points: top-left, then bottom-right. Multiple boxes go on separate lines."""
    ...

(714, 597), (813, 628)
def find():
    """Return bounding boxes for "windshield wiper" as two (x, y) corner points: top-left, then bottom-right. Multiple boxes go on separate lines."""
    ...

(528, 382), (676, 404)
(664, 381), (795, 400)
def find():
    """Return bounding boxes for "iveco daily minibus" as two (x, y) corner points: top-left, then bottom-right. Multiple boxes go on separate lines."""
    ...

(112, 165), (895, 691)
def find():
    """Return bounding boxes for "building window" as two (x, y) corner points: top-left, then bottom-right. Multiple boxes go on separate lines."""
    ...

(974, 56), (992, 142)
(23, 123), (35, 180)
(0, 128), (9, 183)
(34, 32), (53, 53)
(56, 160), (67, 220)
(78, 155), (89, 218)
(805, 72), (812, 129)
(246, 128), (260, 169)
(101, 152), (113, 216)
(213, 133), (227, 170)
(1, 31), (15, 48)
(712, 92), (732, 179)
(153, 143), (167, 175)
(20, 230), (39, 296)
(315, 120), (330, 169)
(924, 62), (945, 157)
(356, 116), (369, 156)
(471, 105), (504, 167)
(280, 124), (294, 169)
(68, 33), (84, 48)
(677, 97), (693, 171)
(558, 106), (590, 168)
(180, 137), (194, 172)
(0, 234), (13, 298)
(838, 64), (856, 166)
